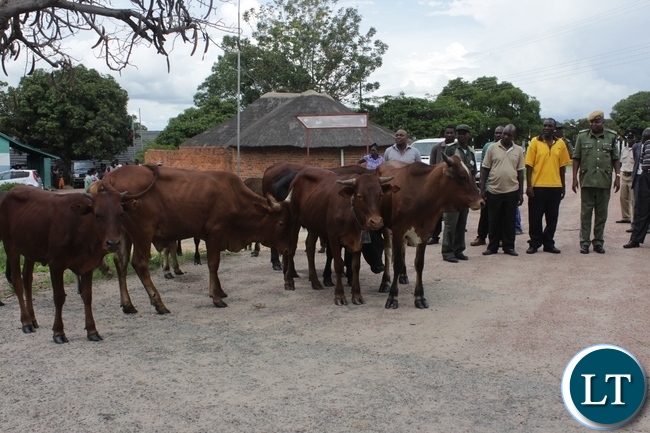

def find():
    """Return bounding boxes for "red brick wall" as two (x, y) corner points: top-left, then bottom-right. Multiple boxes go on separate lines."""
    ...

(145, 146), (375, 179)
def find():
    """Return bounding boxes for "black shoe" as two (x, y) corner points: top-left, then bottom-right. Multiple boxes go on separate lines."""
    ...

(626, 228), (634, 233)
(526, 246), (538, 254)
(543, 246), (561, 254)
(443, 256), (459, 263)
(616, 219), (631, 223)
(482, 249), (497, 256)
(623, 241), (640, 249)
(503, 249), (519, 256)
(455, 253), (469, 261)
(427, 237), (439, 245)
(593, 245), (605, 254)
(580, 245), (589, 254)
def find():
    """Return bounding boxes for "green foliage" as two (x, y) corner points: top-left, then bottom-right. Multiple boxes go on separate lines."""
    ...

(367, 77), (541, 147)
(0, 65), (132, 170)
(195, 0), (387, 106)
(610, 91), (650, 136)
(0, 183), (20, 191)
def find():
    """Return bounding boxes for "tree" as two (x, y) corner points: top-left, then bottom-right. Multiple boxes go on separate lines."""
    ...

(0, 65), (132, 169)
(610, 91), (650, 136)
(195, 0), (387, 106)
(0, 0), (232, 73)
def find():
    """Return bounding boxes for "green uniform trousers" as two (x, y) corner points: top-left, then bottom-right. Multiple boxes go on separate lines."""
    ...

(580, 186), (611, 247)
(441, 207), (469, 259)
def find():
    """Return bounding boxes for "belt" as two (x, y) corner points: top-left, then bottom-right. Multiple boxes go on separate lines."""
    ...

(622, 172), (633, 176)
(643, 168), (650, 174)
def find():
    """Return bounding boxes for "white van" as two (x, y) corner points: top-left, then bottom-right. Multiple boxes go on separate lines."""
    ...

(410, 138), (445, 165)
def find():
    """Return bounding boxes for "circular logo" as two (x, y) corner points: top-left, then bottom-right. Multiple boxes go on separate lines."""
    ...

(562, 344), (647, 430)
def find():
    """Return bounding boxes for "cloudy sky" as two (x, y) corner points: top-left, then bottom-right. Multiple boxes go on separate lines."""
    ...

(4, 0), (650, 131)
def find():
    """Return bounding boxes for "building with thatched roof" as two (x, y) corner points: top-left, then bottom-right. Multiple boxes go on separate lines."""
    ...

(145, 90), (396, 178)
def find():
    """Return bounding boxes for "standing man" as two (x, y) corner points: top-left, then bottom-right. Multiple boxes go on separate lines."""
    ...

(427, 125), (457, 244)
(384, 129), (421, 163)
(623, 128), (650, 248)
(470, 125), (504, 247)
(555, 123), (573, 155)
(617, 131), (636, 224)
(524, 118), (571, 254)
(572, 110), (620, 254)
(440, 124), (477, 263)
(480, 124), (525, 256)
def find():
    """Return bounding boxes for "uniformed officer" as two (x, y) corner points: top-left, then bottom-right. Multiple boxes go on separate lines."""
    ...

(571, 110), (621, 254)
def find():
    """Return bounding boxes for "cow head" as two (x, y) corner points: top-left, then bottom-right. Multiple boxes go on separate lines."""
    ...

(70, 189), (132, 253)
(337, 173), (399, 231)
(440, 153), (484, 211)
(253, 193), (293, 254)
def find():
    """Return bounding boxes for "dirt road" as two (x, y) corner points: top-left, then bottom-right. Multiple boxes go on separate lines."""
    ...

(0, 181), (648, 432)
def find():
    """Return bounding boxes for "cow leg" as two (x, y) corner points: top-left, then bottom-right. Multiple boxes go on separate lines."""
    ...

(306, 231), (324, 290)
(171, 244), (184, 275)
(49, 266), (69, 344)
(250, 242), (260, 257)
(130, 242), (170, 314)
(330, 240), (348, 306)
(322, 246), (334, 287)
(413, 243), (429, 309)
(22, 258), (39, 329)
(162, 241), (183, 279)
(205, 241), (227, 308)
(283, 224), (301, 291)
(349, 250), (365, 305)
(379, 229), (392, 293)
(398, 246), (409, 284)
(78, 271), (102, 341)
(113, 231), (138, 314)
(162, 245), (174, 279)
(270, 247), (282, 271)
(6, 249), (36, 333)
(193, 237), (202, 265)
(385, 232), (403, 309)
(344, 249), (353, 286)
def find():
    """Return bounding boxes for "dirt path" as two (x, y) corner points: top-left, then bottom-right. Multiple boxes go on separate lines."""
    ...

(1, 180), (649, 432)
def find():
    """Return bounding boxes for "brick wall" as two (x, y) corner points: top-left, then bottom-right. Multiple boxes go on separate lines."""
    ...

(145, 146), (376, 179)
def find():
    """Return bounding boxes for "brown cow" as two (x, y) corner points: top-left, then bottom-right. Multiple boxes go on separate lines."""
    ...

(376, 155), (485, 309)
(283, 167), (398, 305)
(102, 165), (292, 313)
(0, 185), (132, 343)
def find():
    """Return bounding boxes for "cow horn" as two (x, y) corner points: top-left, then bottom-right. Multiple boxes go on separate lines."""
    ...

(442, 152), (454, 167)
(336, 178), (357, 186)
(379, 175), (395, 184)
(284, 190), (292, 203)
(266, 194), (282, 212)
(121, 191), (128, 199)
(83, 192), (93, 200)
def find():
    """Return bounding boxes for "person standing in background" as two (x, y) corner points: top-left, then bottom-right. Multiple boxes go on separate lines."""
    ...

(384, 130), (421, 163)
(617, 131), (636, 224)
(427, 125), (457, 245)
(555, 123), (573, 155)
(358, 143), (384, 169)
(624, 128), (650, 248)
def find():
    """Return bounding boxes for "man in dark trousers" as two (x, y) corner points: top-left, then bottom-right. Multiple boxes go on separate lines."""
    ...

(623, 127), (650, 248)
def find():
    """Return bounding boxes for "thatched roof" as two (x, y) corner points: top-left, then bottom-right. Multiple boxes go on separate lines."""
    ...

(180, 90), (395, 149)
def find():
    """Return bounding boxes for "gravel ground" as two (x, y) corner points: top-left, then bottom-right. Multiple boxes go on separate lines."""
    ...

(1, 180), (649, 433)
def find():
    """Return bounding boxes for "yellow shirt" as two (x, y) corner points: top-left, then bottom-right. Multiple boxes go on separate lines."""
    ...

(525, 136), (571, 187)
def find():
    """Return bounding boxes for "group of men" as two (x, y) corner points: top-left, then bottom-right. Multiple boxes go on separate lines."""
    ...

(380, 108), (650, 258)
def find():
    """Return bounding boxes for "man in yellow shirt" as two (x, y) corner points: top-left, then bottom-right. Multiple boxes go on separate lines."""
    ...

(525, 118), (572, 254)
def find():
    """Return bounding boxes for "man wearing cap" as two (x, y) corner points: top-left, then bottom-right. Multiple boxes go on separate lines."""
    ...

(624, 127), (650, 248)
(572, 110), (620, 254)
(617, 131), (636, 224)
(427, 125), (457, 245)
(554, 123), (573, 155)
(384, 129), (421, 164)
(440, 124), (477, 263)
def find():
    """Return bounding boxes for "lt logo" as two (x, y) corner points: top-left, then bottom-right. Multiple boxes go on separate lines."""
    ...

(562, 344), (646, 430)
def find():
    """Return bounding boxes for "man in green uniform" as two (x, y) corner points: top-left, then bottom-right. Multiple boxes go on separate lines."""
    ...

(572, 110), (621, 254)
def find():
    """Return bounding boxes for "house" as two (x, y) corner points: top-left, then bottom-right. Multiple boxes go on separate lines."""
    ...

(145, 90), (396, 178)
(0, 132), (59, 189)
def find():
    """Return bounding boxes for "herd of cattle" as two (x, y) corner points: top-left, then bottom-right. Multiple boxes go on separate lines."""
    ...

(0, 155), (484, 343)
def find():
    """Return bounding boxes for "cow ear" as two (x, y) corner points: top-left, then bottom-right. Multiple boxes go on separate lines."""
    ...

(338, 186), (355, 199)
(70, 202), (92, 215)
(122, 199), (141, 212)
(382, 184), (400, 194)
(443, 167), (455, 178)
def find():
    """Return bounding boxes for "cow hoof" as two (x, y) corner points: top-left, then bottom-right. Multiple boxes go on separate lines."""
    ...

(0, 300), (4, 306)
(334, 298), (348, 306)
(272, 263), (283, 271)
(415, 298), (429, 309)
(352, 297), (366, 305)
(164, 273), (174, 280)
(370, 264), (385, 274)
(174, 270), (184, 275)
(121, 305), (138, 314)
(311, 282), (325, 291)
(384, 298), (398, 309)
(323, 279), (334, 287)
(250, 251), (259, 257)
(155, 306), (171, 314)
(284, 283), (295, 291)
(87, 332), (104, 342)
(53, 334), (69, 344)
(378, 284), (390, 293)
(213, 299), (228, 308)
(194, 259), (202, 266)
(22, 324), (36, 334)
(398, 275), (409, 285)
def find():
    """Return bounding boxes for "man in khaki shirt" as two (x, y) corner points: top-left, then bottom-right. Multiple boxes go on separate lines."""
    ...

(618, 131), (636, 224)
(479, 124), (525, 256)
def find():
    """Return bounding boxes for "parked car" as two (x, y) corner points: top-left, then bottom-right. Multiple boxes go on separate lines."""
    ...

(410, 138), (445, 165)
(0, 169), (44, 189)
(474, 148), (483, 186)
(70, 160), (95, 188)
